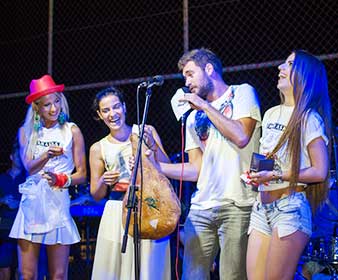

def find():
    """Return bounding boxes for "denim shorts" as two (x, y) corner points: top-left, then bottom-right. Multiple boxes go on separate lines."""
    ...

(248, 192), (312, 238)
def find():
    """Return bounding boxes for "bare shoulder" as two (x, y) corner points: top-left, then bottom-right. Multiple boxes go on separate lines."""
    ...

(70, 123), (82, 135)
(90, 141), (102, 154)
(18, 126), (26, 144)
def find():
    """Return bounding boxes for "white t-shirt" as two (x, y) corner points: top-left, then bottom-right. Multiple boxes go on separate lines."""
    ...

(258, 105), (328, 191)
(185, 84), (261, 209)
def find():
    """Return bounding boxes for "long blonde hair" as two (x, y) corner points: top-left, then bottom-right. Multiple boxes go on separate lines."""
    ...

(23, 92), (70, 159)
(271, 50), (332, 213)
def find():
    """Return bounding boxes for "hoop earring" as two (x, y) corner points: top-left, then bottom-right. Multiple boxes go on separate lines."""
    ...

(58, 110), (67, 125)
(33, 112), (41, 131)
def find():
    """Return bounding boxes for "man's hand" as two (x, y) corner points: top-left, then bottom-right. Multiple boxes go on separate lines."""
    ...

(180, 93), (208, 111)
(129, 151), (161, 173)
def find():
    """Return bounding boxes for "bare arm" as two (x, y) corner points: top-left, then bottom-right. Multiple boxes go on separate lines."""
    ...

(42, 125), (87, 186)
(89, 142), (120, 201)
(146, 125), (171, 163)
(284, 137), (328, 183)
(204, 103), (257, 148)
(158, 147), (202, 182)
(69, 125), (87, 185)
(182, 94), (257, 148)
(18, 126), (63, 175)
(250, 137), (328, 184)
(89, 142), (108, 201)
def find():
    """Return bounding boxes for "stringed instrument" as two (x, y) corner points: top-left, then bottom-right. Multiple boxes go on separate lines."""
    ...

(122, 133), (181, 240)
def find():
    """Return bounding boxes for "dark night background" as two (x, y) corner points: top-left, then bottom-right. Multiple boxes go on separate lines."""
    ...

(0, 1), (337, 172)
(0, 1), (337, 278)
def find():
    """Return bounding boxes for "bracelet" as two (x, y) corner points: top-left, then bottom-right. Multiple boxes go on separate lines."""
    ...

(54, 173), (71, 188)
(144, 138), (157, 152)
(148, 141), (158, 152)
(64, 174), (72, 188)
(272, 170), (283, 184)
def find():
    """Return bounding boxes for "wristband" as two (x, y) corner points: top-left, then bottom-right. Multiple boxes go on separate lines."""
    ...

(144, 138), (158, 152)
(54, 173), (69, 188)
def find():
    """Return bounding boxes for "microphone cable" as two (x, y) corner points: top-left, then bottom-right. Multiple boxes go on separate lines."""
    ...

(175, 113), (187, 280)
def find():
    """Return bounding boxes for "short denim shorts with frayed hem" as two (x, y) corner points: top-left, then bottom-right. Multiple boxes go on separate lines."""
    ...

(248, 192), (312, 238)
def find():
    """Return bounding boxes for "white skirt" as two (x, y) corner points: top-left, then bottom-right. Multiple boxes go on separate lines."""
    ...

(91, 200), (171, 280)
(9, 190), (80, 245)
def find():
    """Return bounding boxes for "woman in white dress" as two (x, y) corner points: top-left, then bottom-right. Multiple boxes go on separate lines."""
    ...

(90, 86), (171, 280)
(10, 74), (87, 280)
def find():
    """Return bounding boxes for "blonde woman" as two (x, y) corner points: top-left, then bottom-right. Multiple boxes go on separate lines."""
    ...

(10, 75), (86, 280)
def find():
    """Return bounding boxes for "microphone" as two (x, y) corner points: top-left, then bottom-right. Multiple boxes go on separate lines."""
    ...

(171, 87), (192, 121)
(139, 75), (164, 88)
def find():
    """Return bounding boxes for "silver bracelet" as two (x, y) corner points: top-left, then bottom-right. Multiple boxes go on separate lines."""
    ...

(272, 170), (283, 184)
(64, 174), (72, 188)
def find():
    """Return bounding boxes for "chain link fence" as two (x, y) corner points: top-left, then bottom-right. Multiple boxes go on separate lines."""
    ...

(0, 0), (337, 170)
(0, 0), (337, 278)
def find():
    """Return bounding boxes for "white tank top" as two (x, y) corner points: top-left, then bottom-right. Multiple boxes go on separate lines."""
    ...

(34, 122), (75, 175)
(99, 136), (132, 186)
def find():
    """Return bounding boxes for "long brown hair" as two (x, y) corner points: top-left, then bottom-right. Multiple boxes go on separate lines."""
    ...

(271, 50), (332, 213)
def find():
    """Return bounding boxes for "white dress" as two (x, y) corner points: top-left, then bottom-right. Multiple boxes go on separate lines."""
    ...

(9, 122), (80, 244)
(91, 136), (171, 280)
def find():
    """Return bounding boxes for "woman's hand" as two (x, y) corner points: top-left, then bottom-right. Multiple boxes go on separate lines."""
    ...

(42, 171), (57, 186)
(129, 156), (135, 172)
(102, 170), (120, 186)
(46, 146), (64, 159)
(143, 125), (158, 151)
(249, 170), (273, 186)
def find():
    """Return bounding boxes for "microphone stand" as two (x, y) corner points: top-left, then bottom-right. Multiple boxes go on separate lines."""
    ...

(121, 85), (154, 280)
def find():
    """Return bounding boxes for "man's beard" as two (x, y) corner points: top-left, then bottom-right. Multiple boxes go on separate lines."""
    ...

(197, 77), (213, 100)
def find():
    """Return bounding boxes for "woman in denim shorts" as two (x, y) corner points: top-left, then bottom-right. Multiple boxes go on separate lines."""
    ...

(246, 50), (332, 280)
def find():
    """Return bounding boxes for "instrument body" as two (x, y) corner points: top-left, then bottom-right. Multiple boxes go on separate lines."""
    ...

(122, 134), (181, 239)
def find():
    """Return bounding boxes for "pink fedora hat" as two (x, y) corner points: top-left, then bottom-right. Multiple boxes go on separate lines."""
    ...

(26, 74), (64, 104)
